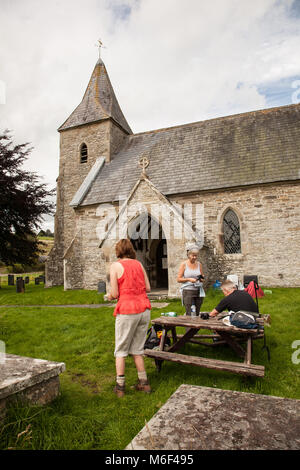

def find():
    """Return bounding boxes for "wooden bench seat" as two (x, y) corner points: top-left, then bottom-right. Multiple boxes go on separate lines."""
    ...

(144, 349), (265, 377)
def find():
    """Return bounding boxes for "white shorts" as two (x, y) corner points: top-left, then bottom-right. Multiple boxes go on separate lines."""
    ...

(114, 309), (151, 357)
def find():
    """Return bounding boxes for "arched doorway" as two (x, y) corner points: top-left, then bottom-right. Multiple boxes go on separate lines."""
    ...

(127, 213), (168, 290)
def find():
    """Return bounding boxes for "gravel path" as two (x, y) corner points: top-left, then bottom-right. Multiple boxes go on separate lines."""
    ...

(0, 302), (169, 309)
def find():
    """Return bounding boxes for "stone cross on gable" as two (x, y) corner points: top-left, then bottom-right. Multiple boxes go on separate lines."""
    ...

(138, 156), (150, 176)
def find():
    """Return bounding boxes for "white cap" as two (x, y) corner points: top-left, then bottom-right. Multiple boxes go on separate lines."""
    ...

(186, 243), (200, 254)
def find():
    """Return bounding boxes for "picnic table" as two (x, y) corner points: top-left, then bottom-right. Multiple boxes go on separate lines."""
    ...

(144, 313), (270, 377)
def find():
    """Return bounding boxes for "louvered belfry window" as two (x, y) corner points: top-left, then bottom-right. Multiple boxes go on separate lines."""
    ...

(80, 143), (88, 163)
(223, 209), (241, 254)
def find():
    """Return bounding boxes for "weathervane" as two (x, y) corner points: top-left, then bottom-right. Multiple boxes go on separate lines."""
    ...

(95, 39), (106, 59)
(138, 156), (150, 176)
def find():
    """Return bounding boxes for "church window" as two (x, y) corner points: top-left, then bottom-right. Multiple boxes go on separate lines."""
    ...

(223, 209), (241, 254)
(80, 143), (88, 163)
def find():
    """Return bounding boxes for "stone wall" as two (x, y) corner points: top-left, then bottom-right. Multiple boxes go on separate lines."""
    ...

(59, 120), (111, 250)
(46, 119), (128, 287)
(45, 175), (64, 287)
(173, 181), (300, 288)
(109, 120), (129, 160)
(63, 179), (300, 293)
(63, 231), (83, 290)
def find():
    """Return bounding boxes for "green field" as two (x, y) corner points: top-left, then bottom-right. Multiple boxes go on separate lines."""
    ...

(0, 285), (299, 450)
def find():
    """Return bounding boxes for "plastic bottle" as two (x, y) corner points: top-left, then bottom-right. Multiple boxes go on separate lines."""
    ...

(162, 312), (177, 317)
(213, 280), (221, 290)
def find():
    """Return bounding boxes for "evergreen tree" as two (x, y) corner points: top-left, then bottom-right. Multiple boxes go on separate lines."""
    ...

(0, 130), (55, 266)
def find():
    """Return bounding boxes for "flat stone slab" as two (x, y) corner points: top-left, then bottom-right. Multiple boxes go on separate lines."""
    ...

(0, 354), (65, 401)
(126, 385), (300, 450)
(150, 302), (169, 309)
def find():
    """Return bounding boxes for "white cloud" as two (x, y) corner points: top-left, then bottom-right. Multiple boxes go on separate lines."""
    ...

(106, 0), (300, 130)
(0, 0), (300, 230)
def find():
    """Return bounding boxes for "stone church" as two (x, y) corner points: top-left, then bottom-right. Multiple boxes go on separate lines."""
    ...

(46, 57), (300, 295)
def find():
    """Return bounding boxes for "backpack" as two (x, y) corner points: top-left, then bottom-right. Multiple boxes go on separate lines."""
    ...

(229, 311), (259, 329)
(144, 325), (171, 349)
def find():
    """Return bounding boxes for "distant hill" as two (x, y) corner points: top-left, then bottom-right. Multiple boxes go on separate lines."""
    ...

(0, 236), (54, 274)
(38, 237), (54, 257)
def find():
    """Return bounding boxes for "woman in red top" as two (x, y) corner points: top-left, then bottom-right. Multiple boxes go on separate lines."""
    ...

(106, 239), (151, 398)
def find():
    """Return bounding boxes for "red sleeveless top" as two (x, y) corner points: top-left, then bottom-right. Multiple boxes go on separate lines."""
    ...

(113, 259), (151, 316)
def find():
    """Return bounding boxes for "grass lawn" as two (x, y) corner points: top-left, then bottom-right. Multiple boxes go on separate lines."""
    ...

(0, 286), (299, 450)
(0, 282), (105, 305)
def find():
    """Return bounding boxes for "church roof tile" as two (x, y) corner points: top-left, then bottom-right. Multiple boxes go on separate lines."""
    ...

(80, 102), (300, 206)
(58, 59), (132, 134)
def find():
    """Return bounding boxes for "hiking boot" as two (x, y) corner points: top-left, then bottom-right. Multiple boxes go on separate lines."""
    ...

(133, 380), (151, 394)
(113, 383), (125, 398)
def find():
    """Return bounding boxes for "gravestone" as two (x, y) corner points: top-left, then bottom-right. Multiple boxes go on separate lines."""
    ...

(35, 278), (40, 285)
(16, 278), (25, 293)
(25, 276), (30, 284)
(0, 354), (66, 422)
(8, 275), (14, 286)
(126, 384), (300, 450)
(98, 281), (106, 294)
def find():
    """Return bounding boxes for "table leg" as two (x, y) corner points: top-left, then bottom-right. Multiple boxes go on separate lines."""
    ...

(217, 331), (246, 359)
(168, 328), (200, 353)
(171, 327), (177, 345)
(245, 337), (252, 365)
(155, 327), (170, 372)
(160, 328), (167, 351)
(154, 358), (162, 372)
(152, 327), (199, 372)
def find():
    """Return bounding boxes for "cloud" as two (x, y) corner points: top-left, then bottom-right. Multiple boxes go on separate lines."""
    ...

(107, 0), (300, 130)
(0, 0), (300, 230)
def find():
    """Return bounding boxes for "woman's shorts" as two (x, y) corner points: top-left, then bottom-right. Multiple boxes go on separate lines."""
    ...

(114, 309), (151, 357)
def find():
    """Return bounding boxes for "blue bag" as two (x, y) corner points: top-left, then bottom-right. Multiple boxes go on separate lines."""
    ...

(229, 311), (258, 329)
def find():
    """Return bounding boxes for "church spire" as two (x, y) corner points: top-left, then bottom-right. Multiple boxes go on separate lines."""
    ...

(58, 58), (132, 134)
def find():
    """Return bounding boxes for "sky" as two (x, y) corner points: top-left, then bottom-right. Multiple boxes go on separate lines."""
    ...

(1, 0), (300, 232)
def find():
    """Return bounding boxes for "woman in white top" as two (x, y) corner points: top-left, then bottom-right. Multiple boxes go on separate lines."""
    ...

(177, 245), (205, 316)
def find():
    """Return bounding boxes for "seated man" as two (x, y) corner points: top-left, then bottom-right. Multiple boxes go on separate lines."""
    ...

(209, 279), (258, 317)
